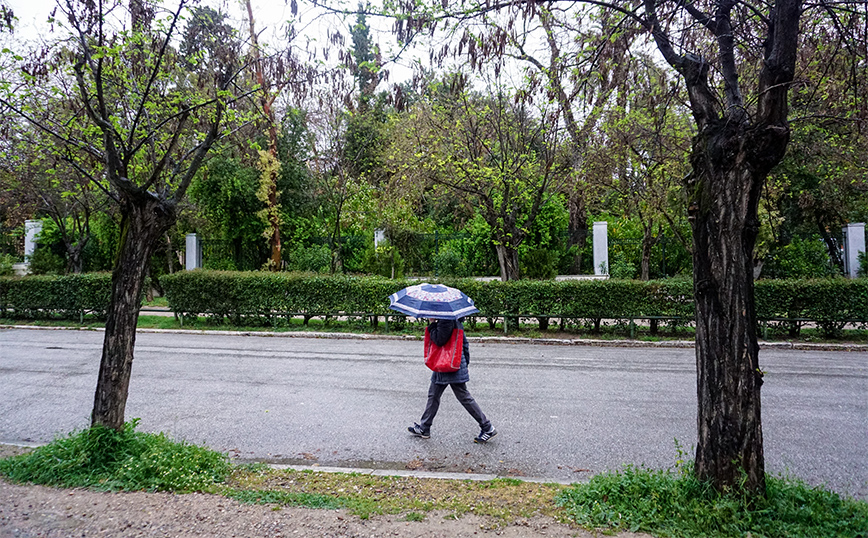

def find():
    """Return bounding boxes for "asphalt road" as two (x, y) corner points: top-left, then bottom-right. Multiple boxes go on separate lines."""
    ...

(1, 328), (865, 498)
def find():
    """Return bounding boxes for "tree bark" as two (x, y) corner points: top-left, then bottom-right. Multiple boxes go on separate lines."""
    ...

(495, 243), (520, 281)
(91, 194), (171, 430)
(686, 120), (791, 494)
(639, 221), (657, 281)
(567, 190), (588, 274)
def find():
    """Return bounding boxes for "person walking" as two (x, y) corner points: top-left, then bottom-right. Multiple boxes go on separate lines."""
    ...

(408, 318), (497, 443)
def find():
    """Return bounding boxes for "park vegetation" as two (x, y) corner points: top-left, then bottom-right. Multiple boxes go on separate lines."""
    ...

(0, 0), (865, 512)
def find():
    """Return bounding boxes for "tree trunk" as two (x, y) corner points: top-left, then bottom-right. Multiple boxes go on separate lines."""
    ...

(640, 222), (657, 281)
(687, 121), (788, 495)
(91, 196), (169, 430)
(495, 244), (520, 281)
(567, 190), (588, 274)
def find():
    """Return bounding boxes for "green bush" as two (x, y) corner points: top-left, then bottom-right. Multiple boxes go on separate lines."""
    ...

(27, 246), (66, 275)
(0, 420), (230, 492)
(859, 251), (867, 278)
(286, 243), (331, 273)
(0, 273), (113, 318)
(521, 248), (558, 280)
(0, 254), (16, 276)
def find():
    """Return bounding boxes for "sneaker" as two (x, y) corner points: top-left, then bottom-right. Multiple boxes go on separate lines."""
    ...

(408, 423), (430, 439)
(474, 427), (497, 443)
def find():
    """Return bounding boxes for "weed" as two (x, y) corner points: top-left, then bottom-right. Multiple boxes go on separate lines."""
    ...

(555, 463), (868, 538)
(0, 420), (230, 492)
(224, 488), (344, 509)
(404, 511), (426, 522)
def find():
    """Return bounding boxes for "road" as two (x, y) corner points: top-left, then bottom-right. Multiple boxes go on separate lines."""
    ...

(0, 328), (865, 498)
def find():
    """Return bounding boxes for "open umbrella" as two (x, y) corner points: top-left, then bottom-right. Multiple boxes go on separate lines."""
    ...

(388, 283), (479, 320)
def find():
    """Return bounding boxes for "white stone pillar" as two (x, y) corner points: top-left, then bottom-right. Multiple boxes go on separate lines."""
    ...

(842, 223), (865, 278)
(24, 220), (42, 264)
(374, 229), (386, 249)
(185, 233), (202, 270)
(593, 221), (609, 276)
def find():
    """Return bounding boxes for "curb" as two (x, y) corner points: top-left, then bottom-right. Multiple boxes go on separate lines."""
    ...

(2, 324), (868, 352)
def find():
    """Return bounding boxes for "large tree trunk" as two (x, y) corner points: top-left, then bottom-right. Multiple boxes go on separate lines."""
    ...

(687, 121), (789, 494)
(91, 195), (170, 430)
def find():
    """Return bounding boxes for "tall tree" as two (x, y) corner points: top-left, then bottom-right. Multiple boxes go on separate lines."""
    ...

(2, 0), (246, 430)
(386, 76), (569, 280)
(384, 0), (864, 494)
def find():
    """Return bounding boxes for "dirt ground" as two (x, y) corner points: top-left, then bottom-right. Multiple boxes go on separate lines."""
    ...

(0, 478), (659, 538)
(0, 446), (652, 538)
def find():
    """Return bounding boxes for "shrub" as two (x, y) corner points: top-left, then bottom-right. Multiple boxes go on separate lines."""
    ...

(0, 254), (16, 276)
(0, 420), (230, 492)
(521, 248), (558, 280)
(0, 273), (113, 319)
(27, 246), (66, 275)
(285, 243), (331, 273)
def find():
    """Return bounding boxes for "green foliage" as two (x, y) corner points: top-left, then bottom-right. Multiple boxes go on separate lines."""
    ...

(160, 271), (404, 322)
(520, 248), (558, 279)
(285, 243), (331, 273)
(0, 273), (113, 318)
(0, 253), (16, 276)
(0, 420), (230, 492)
(763, 235), (837, 279)
(362, 243), (405, 279)
(858, 251), (867, 278)
(432, 245), (473, 277)
(556, 463), (868, 538)
(224, 488), (344, 509)
(27, 246), (66, 275)
(155, 271), (868, 329)
(607, 253), (637, 280)
(755, 278), (868, 337)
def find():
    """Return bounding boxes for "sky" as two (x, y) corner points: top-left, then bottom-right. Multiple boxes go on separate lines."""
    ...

(5, 0), (424, 84)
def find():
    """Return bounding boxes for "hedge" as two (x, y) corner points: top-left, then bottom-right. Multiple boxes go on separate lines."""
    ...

(2, 272), (866, 337)
(158, 271), (868, 334)
(0, 273), (113, 320)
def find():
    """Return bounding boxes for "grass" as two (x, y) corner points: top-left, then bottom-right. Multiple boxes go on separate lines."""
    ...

(1, 429), (866, 536)
(225, 466), (565, 521)
(556, 464), (868, 538)
(0, 419), (231, 493)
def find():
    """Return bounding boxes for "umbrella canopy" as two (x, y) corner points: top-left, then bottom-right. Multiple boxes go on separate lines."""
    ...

(388, 283), (479, 320)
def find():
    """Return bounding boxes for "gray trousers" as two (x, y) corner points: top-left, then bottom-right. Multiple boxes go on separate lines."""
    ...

(419, 382), (490, 432)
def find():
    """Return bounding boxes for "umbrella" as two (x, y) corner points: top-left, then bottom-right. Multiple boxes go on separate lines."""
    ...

(388, 283), (479, 320)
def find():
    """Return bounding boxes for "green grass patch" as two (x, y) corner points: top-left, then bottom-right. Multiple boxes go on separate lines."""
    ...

(556, 464), (868, 538)
(0, 419), (231, 492)
(224, 488), (345, 509)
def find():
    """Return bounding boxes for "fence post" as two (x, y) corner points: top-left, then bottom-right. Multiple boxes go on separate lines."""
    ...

(185, 233), (202, 270)
(593, 221), (609, 276)
(842, 223), (865, 278)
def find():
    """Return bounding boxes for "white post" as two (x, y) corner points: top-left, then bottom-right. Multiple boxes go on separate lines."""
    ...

(842, 223), (865, 278)
(374, 229), (385, 250)
(593, 221), (609, 276)
(185, 233), (202, 270)
(24, 220), (42, 265)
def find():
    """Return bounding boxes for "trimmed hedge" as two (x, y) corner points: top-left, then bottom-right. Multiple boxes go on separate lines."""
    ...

(0, 273), (113, 319)
(159, 271), (868, 333)
(160, 271), (402, 322)
(2, 272), (866, 337)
